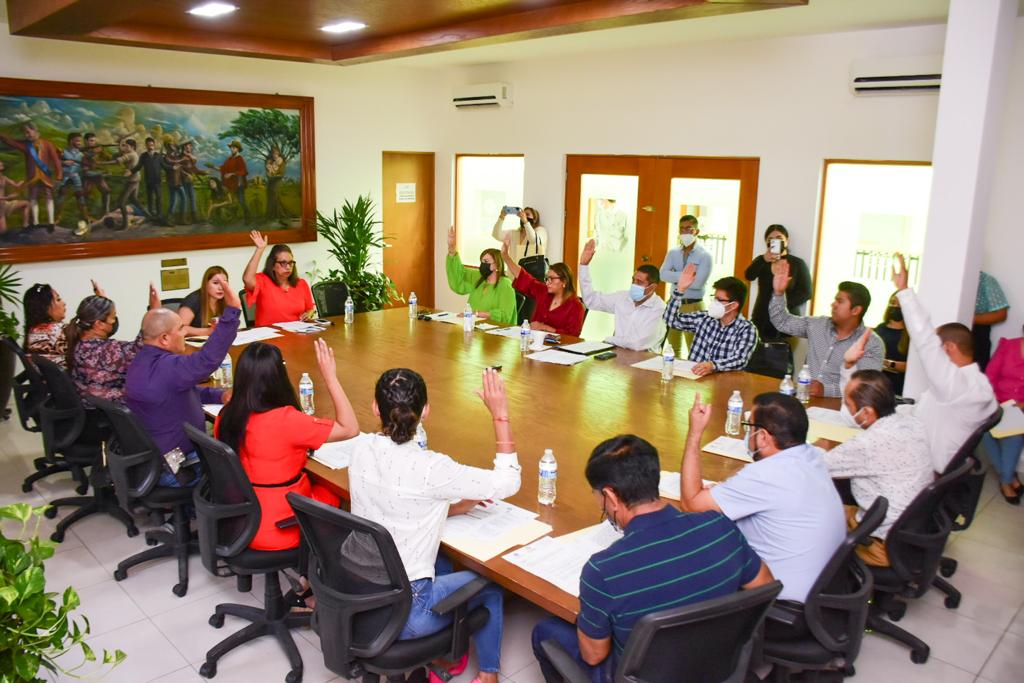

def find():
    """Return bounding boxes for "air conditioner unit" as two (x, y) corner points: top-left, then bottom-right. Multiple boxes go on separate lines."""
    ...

(452, 82), (512, 109)
(850, 55), (942, 94)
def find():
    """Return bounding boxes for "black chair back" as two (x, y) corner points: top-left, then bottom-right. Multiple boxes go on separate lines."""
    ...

(239, 289), (256, 328)
(885, 459), (973, 596)
(184, 424), (260, 575)
(2, 336), (47, 432)
(287, 492), (412, 675)
(33, 356), (90, 456)
(311, 281), (349, 318)
(615, 580), (782, 683)
(88, 395), (164, 510)
(160, 297), (185, 313)
(942, 406), (1002, 531)
(744, 341), (793, 379)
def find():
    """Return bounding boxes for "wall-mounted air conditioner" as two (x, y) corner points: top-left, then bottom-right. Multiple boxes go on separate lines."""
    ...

(850, 55), (942, 95)
(452, 82), (512, 109)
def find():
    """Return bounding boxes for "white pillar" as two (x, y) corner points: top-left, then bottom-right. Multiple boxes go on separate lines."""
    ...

(904, 0), (1016, 397)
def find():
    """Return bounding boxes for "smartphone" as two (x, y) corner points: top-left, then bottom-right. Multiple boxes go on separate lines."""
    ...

(769, 238), (783, 255)
(503, 205), (521, 215)
(595, 351), (617, 361)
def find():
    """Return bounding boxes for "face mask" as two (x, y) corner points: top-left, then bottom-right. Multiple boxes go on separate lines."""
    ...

(707, 299), (729, 319)
(479, 262), (493, 279)
(679, 233), (697, 248)
(601, 493), (622, 533)
(629, 284), (648, 302)
(745, 428), (761, 460)
(105, 316), (120, 336)
(840, 402), (865, 429)
(887, 307), (903, 322)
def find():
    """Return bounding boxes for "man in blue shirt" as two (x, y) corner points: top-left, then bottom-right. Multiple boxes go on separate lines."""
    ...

(660, 214), (712, 355)
(532, 434), (772, 682)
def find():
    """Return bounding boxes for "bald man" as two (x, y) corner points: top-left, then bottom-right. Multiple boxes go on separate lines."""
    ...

(126, 277), (241, 487)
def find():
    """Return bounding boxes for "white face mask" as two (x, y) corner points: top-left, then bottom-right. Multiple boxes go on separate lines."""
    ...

(707, 299), (729, 319)
(745, 428), (761, 460)
(840, 401), (865, 429)
(679, 233), (697, 248)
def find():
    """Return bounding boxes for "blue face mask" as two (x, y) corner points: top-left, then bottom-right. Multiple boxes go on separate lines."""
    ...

(629, 284), (648, 302)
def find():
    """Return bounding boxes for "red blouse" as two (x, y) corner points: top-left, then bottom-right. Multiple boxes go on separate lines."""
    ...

(513, 269), (585, 336)
(246, 272), (315, 328)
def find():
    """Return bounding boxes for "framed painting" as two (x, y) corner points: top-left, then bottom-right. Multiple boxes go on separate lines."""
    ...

(0, 77), (315, 264)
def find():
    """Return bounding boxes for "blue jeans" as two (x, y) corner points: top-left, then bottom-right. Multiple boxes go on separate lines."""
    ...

(531, 617), (613, 683)
(157, 454), (200, 489)
(399, 561), (504, 674)
(982, 433), (1024, 485)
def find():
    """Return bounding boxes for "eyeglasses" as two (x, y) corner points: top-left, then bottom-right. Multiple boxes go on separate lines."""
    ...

(544, 276), (562, 283)
(713, 298), (733, 305)
(275, 260), (296, 267)
(740, 421), (763, 430)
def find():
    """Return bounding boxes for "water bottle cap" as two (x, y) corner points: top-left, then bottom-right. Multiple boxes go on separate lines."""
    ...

(301, 372), (310, 379)
(544, 448), (554, 456)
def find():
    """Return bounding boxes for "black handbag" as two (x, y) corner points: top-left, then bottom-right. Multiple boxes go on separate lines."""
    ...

(517, 235), (549, 282)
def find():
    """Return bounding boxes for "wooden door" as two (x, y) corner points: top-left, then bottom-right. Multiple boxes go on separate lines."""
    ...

(383, 151), (435, 307)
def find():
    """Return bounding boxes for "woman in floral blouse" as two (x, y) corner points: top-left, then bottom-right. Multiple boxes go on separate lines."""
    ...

(23, 283), (68, 368)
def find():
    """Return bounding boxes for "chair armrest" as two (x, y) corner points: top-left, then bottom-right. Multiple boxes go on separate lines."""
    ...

(275, 516), (298, 530)
(765, 600), (804, 627)
(430, 576), (489, 616)
(539, 640), (591, 683)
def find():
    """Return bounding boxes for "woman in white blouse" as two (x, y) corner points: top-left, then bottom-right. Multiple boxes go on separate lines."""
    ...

(348, 367), (521, 683)
(492, 206), (548, 263)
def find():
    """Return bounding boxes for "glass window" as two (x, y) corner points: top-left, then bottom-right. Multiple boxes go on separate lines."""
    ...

(665, 178), (741, 302)
(813, 162), (931, 327)
(454, 155), (525, 265)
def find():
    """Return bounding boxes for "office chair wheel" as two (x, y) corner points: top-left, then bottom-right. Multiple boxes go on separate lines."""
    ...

(285, 670), (302, 683)
(944, 593), (961, 609)
(44, 506), (58, 519)
(209, 612), (225, 628)
(940, 558), (957, 577)
(172, 582), (188, 597)
(886, 603), (906, 621)
(21, 482), (32, 493)
(75, 482), (89, 495)
(50, 530), (64, 543)
(113, 568), (127, 581)
(843, 664), (855, 677)
(199, 661), (216, 678)
(910, 647), (929, 664)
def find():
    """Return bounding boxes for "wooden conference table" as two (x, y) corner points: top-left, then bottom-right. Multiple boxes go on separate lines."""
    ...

(234, 309), (836, 622)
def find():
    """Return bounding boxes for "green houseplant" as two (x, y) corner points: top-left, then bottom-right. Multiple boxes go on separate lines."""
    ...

(314, 195), (401, 313)
(0, 504), (125, 681)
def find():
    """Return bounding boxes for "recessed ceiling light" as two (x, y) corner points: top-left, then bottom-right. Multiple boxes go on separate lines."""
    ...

(321, 21), (367, 34)
(188, 3), (238, 18)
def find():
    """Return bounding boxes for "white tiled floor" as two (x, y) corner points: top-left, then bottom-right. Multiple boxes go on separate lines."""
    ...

(2, 416), (1021, 683)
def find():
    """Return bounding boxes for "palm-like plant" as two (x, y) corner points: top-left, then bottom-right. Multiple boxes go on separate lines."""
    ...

(314, 195), (400, 312)
(0, 263), (22, 341)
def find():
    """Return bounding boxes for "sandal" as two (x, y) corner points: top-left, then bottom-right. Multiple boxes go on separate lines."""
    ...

(427, 654), (469, 683)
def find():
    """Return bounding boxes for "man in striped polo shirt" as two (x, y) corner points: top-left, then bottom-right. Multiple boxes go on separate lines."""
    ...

(531, 435), (773, 682)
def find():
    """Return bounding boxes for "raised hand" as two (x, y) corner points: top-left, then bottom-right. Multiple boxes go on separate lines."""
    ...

(772, 259), (792, 295)
(891, 253), (909, 291)
(580, 238), (596, 266)
(688, 393), (712, 433)
(475, 367), (508, 419)
(148, 282), (161, 310)
(249, 230), (268, 250)
(447, 225), (457, 255)
(678, 263), (698, 292)
(314, 338), (337, 381)
(216, 275), (242, 309)
(91, 279), (106, 298)
(517, 209), (528, 225)
(844, 328), (873, 369)
(501, 234), (512, 257)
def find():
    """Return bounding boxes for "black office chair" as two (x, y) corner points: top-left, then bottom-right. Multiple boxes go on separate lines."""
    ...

(540, 581), (783, 683)
(744, 341), (793, 379)
(287, 492), (492, 683)
(932, 406), (1003, 609)
(762, 498), (887, 682)
(239, 289), (256, 328)
(311, 281), (349, 318)
(185, 424), (309, 682)
(865, 458), (973, 664)
(516, 293), (535, 325)
(160, 297), (185, 313)
(89, 396), (197, 597)
(33, 356), (138, 542)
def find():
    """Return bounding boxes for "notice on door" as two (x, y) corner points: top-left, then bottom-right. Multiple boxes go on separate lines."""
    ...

(396, 183), (416, 203)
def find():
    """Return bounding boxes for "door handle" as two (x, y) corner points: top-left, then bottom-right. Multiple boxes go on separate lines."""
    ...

(641, 255), (650, 263)
(641, 205), (654, 212)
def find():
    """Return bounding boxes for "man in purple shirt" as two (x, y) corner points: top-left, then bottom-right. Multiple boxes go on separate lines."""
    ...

(126, 276), (240, 487)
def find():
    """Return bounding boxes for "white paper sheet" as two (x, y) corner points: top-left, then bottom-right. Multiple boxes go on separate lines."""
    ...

(310, 432), (372, 469)
(273, 321), (330, 334)
(440, 501), (551, 561)
(203, 404), (224, 418)
(657, 471), (717, 501)
(629, 356), (701, 380)
(475, 323), (499, 331)
(526, 349), (589, 366)
(485, 327), (524, 339)
(503, 521), (623, 597)
(559, 341), (614, 355)
(992, 400), (1024, 439)
(232, 327), (283, 346)
(702, 436), (754, 463)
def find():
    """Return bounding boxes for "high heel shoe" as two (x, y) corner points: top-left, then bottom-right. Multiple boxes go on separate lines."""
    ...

(428, 654), (469, 683)
(1001, 488), (1022, 506)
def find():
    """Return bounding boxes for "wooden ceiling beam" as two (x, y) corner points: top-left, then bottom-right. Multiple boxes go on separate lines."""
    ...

(7, 0), (141, 36)
(82, 24), (332, 62)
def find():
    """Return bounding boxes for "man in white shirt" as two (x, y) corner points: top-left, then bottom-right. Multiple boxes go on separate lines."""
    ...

(679, 393), (845, 602)
(578, 238), (666, 352)
(892, 255), (998, 473)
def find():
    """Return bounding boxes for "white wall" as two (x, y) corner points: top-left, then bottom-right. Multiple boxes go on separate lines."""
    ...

(0, 25), (445, 335)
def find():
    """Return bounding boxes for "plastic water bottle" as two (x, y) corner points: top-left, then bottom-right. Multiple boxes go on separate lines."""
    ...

(408, 292), (418, 319)
(796, 364), (812, 405)
(538, 448), (557, 506)
(299, 373), (315, 415)
(661, 341), (675, 382)
(344, 296), (354, 325)
(726, 390), (743, 436)
(779, 374), (795, 397)
(519, 320), (531, 353)
(219, 355), (233, 388)
(463, 303), (475, 332)
(415, 422), (428, 450)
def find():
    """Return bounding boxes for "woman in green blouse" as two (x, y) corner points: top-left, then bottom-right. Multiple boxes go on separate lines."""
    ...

(445, 225), (518, 325)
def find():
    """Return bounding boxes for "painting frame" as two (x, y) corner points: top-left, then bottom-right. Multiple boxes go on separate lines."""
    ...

(0, 77), (316, 264)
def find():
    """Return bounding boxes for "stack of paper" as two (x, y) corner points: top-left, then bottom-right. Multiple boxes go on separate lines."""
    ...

(422, 311), (466, 326)
(442, 501), (552, 562)
(657, 471), (718, 501)
(485, 327), (524, 339)
(502, 521), (623, 597)
(991, 400), (1024, 439)
(630, 356), (701, 380)
(702, 436), (753, 463)
(559, 341), (613, 355)
(526, 349), (589, 366)
(475, 322), (499, 331)
(203, 404), (224, 418)
(806, 407), (861, 443)
(311, 432), (372, 469)
(232, 327), (283, 346)
(274, 321), (330, 334)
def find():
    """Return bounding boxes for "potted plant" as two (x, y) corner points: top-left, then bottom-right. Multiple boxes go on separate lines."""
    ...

(314, 195), (401, 313)
(1, 503), (125, 681)
(0, 263), (21, 421)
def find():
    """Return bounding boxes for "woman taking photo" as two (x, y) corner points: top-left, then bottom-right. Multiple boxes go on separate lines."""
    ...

(179, 265), (229, 336)
(491, 206), (547, 263)
(23, 283), (68, 367)
(242, 230), (316, 327)
(215, 339), (358, 550)
(983, 326), (1024, 504)
(445, 225), (517, 325)
(501, 237), (585, 336)
(347, 367), (521, 683)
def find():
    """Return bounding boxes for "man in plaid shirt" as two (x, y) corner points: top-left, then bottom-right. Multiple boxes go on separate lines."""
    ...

(664, 266), (759, 376)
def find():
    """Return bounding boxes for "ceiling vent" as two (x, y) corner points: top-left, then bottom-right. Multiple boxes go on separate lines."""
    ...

(851, 56), (942, 94)
(453, 82), (512, 109)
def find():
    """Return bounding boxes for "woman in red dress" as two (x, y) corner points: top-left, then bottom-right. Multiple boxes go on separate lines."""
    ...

(242, 230), (316, 327)
(215, 338), (359, 551)
(500, 237), (585, 336)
